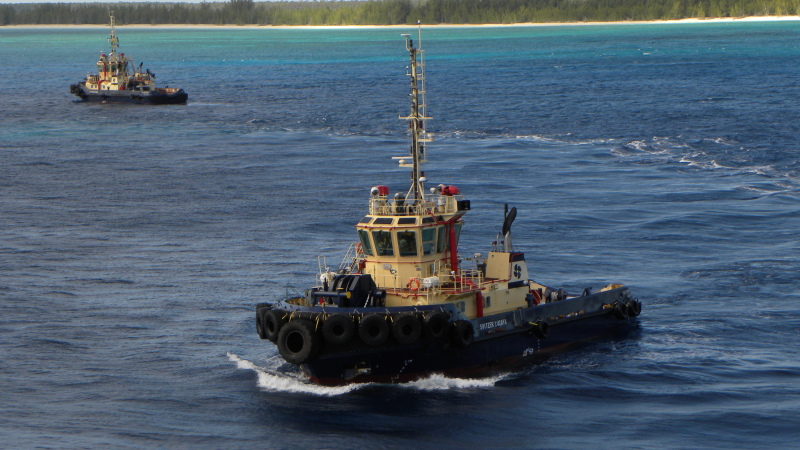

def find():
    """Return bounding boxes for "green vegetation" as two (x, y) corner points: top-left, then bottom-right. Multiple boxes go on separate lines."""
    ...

(2, 0), (799, 26)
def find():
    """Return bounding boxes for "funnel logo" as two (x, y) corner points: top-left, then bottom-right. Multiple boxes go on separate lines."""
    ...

(513, 264), (521, 279)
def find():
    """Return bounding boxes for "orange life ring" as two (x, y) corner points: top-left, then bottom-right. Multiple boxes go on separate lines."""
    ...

(407, 277), (421, 291)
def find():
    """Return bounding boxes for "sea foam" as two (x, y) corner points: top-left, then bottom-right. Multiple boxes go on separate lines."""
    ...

(227, 352), (503, 395)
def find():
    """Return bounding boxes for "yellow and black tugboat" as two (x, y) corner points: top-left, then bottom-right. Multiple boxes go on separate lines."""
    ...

(69, 12), (187, 105)
(255, 30), (641, 386)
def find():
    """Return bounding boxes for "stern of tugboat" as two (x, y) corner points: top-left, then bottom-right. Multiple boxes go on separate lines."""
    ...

(69, 83), (87, 100)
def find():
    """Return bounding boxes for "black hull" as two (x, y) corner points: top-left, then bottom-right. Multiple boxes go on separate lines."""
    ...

(69, 84), (187, 105)
(304, 309), (634, 385)
(258, 286), (640, 386)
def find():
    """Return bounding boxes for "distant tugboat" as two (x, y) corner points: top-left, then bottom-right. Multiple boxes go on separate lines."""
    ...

(69, 12), (187, 104)
(255, 28), (642, 386)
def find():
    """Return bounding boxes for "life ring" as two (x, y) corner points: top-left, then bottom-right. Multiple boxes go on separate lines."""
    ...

(264, 309), (288, 343)
(531, 321), (550, 339)
(450, 320), (474, 348)
(358, 314), (389, 346)
(407, 277), (421, 291)
(423, 311), (449, 340)
(391, 313), (422, 345)
(322, 314), (356, 345)
(277, 319), (321, 365)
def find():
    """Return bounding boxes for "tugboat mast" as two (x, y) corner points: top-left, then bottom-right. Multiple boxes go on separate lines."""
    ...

(108, 11), (120, 56)
(399, 24), (431, 206)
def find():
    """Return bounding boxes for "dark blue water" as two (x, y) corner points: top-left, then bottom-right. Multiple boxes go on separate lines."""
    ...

(2, 22), (800, 447)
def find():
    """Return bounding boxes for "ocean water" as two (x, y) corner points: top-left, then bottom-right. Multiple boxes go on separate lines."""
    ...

(2, 22), (800, 448)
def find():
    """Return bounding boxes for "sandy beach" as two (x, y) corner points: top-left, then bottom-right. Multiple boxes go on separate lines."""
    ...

(4, 15), (800, 28)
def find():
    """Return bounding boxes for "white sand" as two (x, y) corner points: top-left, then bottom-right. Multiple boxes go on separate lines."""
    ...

(4, 15), (800, 29)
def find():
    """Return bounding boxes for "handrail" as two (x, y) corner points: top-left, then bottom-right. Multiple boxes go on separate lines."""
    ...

(368, 194), (463, 216)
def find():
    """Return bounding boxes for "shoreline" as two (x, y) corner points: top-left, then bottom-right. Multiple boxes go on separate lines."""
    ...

(3, 15), (800, 29)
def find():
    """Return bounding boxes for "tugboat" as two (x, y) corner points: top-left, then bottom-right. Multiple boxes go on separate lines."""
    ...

(255, 30), (641, 386)
(69, 12), (187, 104)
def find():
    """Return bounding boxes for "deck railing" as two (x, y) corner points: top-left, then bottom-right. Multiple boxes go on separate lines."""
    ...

(368, 194), (463, 217)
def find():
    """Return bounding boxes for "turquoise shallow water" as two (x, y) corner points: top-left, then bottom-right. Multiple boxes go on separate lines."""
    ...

(2, 23), (800, 447)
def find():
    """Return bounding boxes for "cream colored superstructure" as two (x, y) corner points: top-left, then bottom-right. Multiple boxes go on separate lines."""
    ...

(81, 12), (157, 94)
(347, 202), (532, 318)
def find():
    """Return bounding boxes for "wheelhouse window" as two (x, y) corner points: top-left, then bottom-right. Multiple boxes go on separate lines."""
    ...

(422, 228), (436, 255)
(358, 230), (373, 256)
(434, 223), (462, 253)
(437, 226), (447, 253)
(397, 230), (418, 257)
(372, 230), (394, 256)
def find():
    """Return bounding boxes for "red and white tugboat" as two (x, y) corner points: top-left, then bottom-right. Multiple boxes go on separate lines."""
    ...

(69, 12), (187, 105)
(255, 29), (641, 386)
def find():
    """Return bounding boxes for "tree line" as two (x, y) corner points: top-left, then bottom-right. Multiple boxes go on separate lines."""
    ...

(2, 0), (799, 26)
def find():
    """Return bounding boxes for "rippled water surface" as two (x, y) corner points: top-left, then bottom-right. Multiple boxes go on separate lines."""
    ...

(2, 22), (800, 447)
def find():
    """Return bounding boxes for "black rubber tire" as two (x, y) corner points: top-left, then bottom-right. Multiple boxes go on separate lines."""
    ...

(358, 314), (389, 346)
(532, 321), (550, 339)
(627, 300), (642, 317)
(614, 303), (629, 320)
(264, 309), (287, 343)
(423, 311), (449, 341)
(322, 314), (356, 345)
(392, 313), (422, 345)
(450, 320), (474, 348)
(277, 319), (321, 365)
(255, 310), (268, 340)
(255, 305), (272, 340)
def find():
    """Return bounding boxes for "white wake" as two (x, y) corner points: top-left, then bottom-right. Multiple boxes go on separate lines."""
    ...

(227, 352), (505, 395)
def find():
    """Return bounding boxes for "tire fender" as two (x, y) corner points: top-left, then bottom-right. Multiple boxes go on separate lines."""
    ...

(614, 302), (629, 320)
(277, 319), (321, 365)
(626, 300), (642, 317)
(322, 314), (356, 345)
(391, 313), (422, 345)
(264, 309), (287, 343)
(358, 314), (389, 346)
(255, 306), (271, 340)
(450, 320), (474, 348)
(423, 311), (450, 341)
(531, 321), (550, 339)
